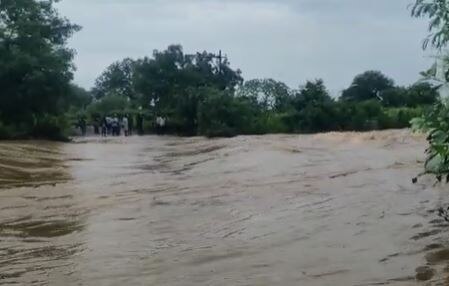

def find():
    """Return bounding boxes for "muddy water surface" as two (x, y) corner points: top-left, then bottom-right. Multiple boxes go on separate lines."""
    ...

(1, 131), (449, 285)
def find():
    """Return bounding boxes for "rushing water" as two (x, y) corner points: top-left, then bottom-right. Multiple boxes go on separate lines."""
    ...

(1, 130), (449, 285)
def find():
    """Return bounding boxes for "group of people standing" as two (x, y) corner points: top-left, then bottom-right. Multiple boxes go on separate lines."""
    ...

(77, 113), (165, 137)
(101, 115), (133, 137)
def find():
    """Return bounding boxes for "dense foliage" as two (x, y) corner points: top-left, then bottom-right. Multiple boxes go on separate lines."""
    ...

(88, 52), (438, 137)
(341, 71), (395, 102)
(0, 0), (441, 140)
(411, 0), (449, 182)
(412, 101), (449, 181)
(0, 0), (80, 139)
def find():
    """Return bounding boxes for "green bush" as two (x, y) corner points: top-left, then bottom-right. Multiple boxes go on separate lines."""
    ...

(411, 101), (449, 182)
(29, 114), (70, 141)
(0, 114), (69, 141)
(249, 112), (290, 134)
(198, 88), (256, 137)
(0, 121), (13, 140)
(383, 107), (423, 129)
(264, 113), (290, 133)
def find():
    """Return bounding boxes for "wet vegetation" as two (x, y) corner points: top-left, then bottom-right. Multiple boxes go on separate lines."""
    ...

(80, 50), (438, 138)
(0, 0), (81, 140)
(0, 0), (442, 140)
(411, 0), (449, 183)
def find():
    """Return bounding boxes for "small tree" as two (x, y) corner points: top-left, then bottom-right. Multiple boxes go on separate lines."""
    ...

(237, 79), (292, 112)
(341, 71), (395, 102)
(93, 58), (137, 100)
(293, 79), (332, 110)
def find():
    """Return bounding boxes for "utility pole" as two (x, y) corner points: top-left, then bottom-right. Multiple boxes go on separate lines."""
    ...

(211, 50), (226, 73)
(185, 50), (227, 73)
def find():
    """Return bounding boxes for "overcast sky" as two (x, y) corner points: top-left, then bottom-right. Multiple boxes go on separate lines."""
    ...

(57, 0), (433, 95)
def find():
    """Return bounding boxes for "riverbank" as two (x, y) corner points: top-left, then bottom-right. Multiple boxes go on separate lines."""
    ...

(1, 130), (448, 285)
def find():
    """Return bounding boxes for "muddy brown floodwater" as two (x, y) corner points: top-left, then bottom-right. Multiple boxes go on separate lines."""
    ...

(1, 130), (449, 285)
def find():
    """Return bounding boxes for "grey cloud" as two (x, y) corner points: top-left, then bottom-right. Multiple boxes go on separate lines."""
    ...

(57, 0), (432, 94)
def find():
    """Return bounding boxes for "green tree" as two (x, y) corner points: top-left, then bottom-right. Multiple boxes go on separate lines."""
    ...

(381, 87), (409, 107)
(93, 58), (137, 100)
(341, 71), (395, 102)
(67, 84), (92, 109)
(377, 83), (438, 108)
(406, 82), (439, 107)
(198, 88), (255, 137)
(284, 80), (336, 133)
(292, 79), (332, 110)
(0, 0), (80, 132)
(92, 45), (244, 136)
(164, 88), (204, 135)
(86, 94), (130, 117)
(133, 45), (243, 112)
(237, 78), (292, 112)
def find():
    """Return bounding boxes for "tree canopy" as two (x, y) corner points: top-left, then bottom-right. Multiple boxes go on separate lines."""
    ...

(0, 0), (80, 137)
(93, 58), (136, 100)
(236, 79), (292, 112)
(90, 54), (429, 137)
(341, 71), (395, 102)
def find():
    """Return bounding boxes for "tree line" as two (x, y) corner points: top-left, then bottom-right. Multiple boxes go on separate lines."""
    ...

(0, 0), (440, 140)
(87, 49), (439, 137)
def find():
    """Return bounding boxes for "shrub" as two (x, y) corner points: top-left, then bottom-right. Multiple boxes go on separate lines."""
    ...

(198, 88), (255, 137)
(412, 101), (449, 182)
(29, 114), (70, 141)
(0, 121), (13, 140)
(86, 94), (131, 118)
